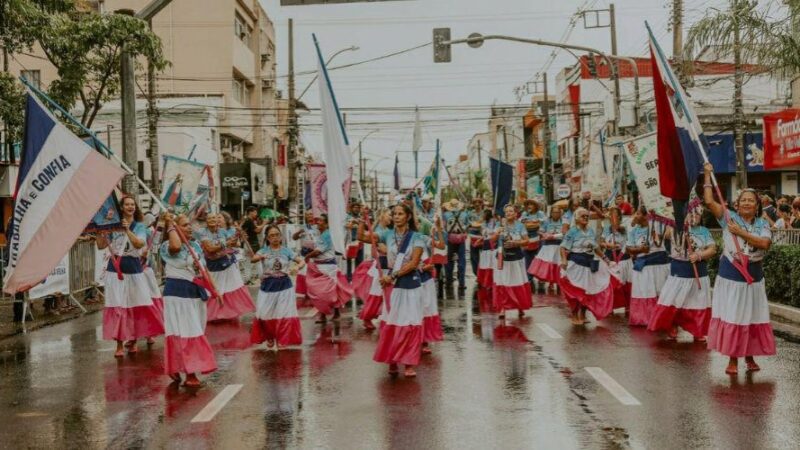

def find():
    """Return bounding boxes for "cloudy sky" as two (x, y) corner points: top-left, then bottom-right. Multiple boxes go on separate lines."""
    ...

(259, 0), (728, 185)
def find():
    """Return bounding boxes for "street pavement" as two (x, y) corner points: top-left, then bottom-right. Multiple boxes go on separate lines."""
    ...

(1, 282), (799, 449)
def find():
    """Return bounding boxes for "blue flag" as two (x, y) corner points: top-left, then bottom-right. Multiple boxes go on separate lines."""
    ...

(490, 157), (513, 216)
(393, 154), (400, 191)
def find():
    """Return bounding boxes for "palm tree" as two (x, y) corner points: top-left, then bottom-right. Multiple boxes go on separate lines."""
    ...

(684, 0), (800, 189)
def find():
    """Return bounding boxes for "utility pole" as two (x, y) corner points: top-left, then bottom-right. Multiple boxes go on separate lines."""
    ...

(672, 0), (687, 86)
(732, 0), (747, 189)
(146, 18), (160, 193)
(476, 140), (482, 171)
(117, 9), (139, 195)
(502, 125), (509, 161)
(359, 141), (364, 184)
(609, 3), (620, 134)
(541, 73), (552, 202)
(287, 18), (298, 207)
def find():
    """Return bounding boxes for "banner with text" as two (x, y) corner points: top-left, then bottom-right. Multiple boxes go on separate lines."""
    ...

(29, 253), (70, 299)
(763, 108), (800, 169)
(619, 132), (674, 221)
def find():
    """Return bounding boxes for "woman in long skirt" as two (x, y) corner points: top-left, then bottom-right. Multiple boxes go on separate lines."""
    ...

(648, 208), (716, 341)
(521, 199), (546, 292)
(599, 207), (631, 311)
(559, 208), (615, 325)
(356, 209), (392, 330)
(305, 214), (352, 322)
(626, 207), (671, 326)
(160, 213), (217, 387)
(141, 219), (163, 347)
(96, 196), (164, 358)
(702, 163), (775, 374)
(199, 214), (255, 321)
(372, 203), (425, 377)
(292, 211), (318, 300)
(477, 209), (498, 287)
(420, 218), (446, 354)
(529, 206), (565, 291)
(491, 205), (532, 320)
(250, 225), (304, 349)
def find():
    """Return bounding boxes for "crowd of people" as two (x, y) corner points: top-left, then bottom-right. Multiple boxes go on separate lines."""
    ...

(18, 162), (796, 386)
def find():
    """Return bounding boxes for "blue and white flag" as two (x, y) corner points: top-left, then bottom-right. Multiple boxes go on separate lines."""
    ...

(314, 34), (354, 254)
(4, 94), (124, 293)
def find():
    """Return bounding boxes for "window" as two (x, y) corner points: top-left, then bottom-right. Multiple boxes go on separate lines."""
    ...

(231, 77), (251, 105)
(234, 13), (252, 46)
(21, 70), (41, 89)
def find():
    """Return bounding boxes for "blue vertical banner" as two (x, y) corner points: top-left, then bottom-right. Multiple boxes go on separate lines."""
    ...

(489, 156), (513, 216)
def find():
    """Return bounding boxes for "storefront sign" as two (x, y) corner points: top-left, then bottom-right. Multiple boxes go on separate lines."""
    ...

(763, 108), (800, 169)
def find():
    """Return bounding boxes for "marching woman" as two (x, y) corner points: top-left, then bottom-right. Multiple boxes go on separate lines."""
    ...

(355, 208), (392, 330)
(529, 206), (565, 292)
(521, 199), (546, 292)
(491, 205), (532, 320)
(626, 207), (671, 326)
(476, 209), (498, 287)
(559, 207), (616, 325)
(599, 207), (631, 311)
(292, 211), (318, 301)
(250, 225), (305, 349)
(141, 218), (163, 347)
(305, 214), (352, 323)
(373, 203), (426, 377)
(96, 195), (164, 358)
(648, 207), (716, 341)
(702, 162), (775, 374)
(160, 213), (217, 387)
(198, 214), (255, 322)
(420, 216), (446, 353)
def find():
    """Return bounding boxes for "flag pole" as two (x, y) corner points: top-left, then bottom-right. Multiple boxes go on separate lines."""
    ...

(19, 76), (224, 300)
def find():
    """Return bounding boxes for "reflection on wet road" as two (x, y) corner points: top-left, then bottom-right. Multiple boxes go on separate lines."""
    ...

(1, 288), (799, 449)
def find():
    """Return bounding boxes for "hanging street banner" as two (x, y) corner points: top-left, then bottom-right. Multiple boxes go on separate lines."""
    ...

(583, 132), (614, 200)
(619, 131), (674, 221)
(161, 155), (209, 213)
(250, 162), (269, 205)
(763, 108), (800, 169)
(307, 163), (352, 217)
(29, 253), (70, 299)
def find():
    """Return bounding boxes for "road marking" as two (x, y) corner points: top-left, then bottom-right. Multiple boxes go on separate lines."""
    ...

(536, 323), (562, 339)
(190, 384), (243, 423)
(303, 308), (319, 318)
(585, 367), (641, 406)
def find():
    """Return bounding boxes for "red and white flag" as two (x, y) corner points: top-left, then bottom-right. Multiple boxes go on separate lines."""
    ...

(3, 94), (124, 293)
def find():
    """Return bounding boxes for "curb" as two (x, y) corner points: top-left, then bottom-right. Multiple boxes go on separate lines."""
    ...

(769, 302), (800, 344)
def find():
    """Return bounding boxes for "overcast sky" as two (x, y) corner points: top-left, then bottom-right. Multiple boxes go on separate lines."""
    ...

(259, 0), (728, 185)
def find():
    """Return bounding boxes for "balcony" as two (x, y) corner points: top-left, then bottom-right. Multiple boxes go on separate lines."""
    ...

(233, 38), (256, 83)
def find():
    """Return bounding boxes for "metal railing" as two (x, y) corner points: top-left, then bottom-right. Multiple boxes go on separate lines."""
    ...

(709, 228), (800, 246)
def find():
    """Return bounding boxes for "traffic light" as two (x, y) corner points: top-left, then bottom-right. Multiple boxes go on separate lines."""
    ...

(433, 28), (451, 63)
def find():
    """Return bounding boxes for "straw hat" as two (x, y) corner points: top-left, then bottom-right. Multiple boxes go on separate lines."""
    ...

(444, 198), (464, 211)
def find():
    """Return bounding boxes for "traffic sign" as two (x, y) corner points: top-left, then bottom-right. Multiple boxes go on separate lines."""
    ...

(556, 184), (571, 199)
(241, 191), (250, 200)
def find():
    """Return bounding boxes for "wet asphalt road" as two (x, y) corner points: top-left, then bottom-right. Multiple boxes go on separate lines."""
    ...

(1, 282), (799, 450)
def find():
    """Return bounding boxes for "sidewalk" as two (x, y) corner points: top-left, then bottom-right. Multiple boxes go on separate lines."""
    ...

(0, 295), (105, 340)
(770, 302), (800, 344)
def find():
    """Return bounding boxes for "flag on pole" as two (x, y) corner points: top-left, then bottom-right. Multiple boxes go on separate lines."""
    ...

(314, 34), (354, 254)
(648, 23), (708, 226)
(489, 157), (513, 216)
(413, 106), (422, 179)
(3, 94), (125, 293)
(393, 154), (400, 191)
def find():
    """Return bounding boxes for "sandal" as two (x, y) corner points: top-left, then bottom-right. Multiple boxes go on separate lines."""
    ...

(169, 373), (182, 383)
(404, 367), (417, 378)
(745, 360), (761, 372)
(725, 365), (738, 375)
(114, 348), (125, 358)
(388, 364), (399, 375)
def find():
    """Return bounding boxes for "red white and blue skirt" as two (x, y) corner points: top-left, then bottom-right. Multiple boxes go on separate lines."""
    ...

(250, 275), (302, 347)
(529, 239), (562, 283)
(306, 259), (353, 315)
(606, 251), (632, 310)
(103, 256), (165, 341)
(648, 259), (711, 338)
(493, 251), (532, 312)
(558, 252), (615, 320)
(707, 257), (776, 357)
(477, 242), (497, 286)
(421, 270), (443, 342)
(629, 251), (670, 326)
(354, 258), (387, 322)
(162, 278), (217, 375)
(205, 255), (255, 321)
(373, 272), (424, 366)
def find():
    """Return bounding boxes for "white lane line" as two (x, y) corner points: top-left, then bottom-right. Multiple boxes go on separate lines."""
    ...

(536, 323), (563, 339)
(585, 367), (641, 406)
(303, 308), (319, 318)
(190, 384), (243, 423)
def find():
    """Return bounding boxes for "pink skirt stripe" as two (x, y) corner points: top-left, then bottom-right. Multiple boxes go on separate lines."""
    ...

(373, 324), (423, 366)
(558, 275), (615, 321)
(423, 315), (444, 343)
(207, 286), (256, 321)
(295, 273), (307, 297)
(629, 297), (658, 326)
(648, 304), (711, 338)
(493, 283), (532, 312)
(250, 317), (302, 347)
(613, 282), (631, 310)
(164, 335), (217, 375)
(707, 319), (776, 357)
(103, 304), (165, 341)
(358, 294), (384, 322)
(477, 268), (494, 286)
(352, 261), (377, 302)
(529, 259), (561, 283)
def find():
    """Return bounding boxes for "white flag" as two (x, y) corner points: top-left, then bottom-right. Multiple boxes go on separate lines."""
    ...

(315, 35), (354, 254)
(412, 106), (422, 152)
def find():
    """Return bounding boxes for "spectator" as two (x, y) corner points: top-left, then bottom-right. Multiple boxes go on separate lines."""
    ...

(241, 206), (264, 252)
(614, 194), (634, 215)
(774, 204), (793, 229)
(792, 199), (800, 229)
(761, 194), (777, 224)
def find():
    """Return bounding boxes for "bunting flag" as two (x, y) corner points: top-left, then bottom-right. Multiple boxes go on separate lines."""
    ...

(3, 93), (125, 293)
(648, 22), (708, 227)
(489, 156), (513, 216)
(314, 34), (354, 254)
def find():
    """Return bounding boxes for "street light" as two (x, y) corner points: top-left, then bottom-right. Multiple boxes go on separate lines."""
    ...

(354, 129), (380, 185)
(297, 45), (359, 101)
